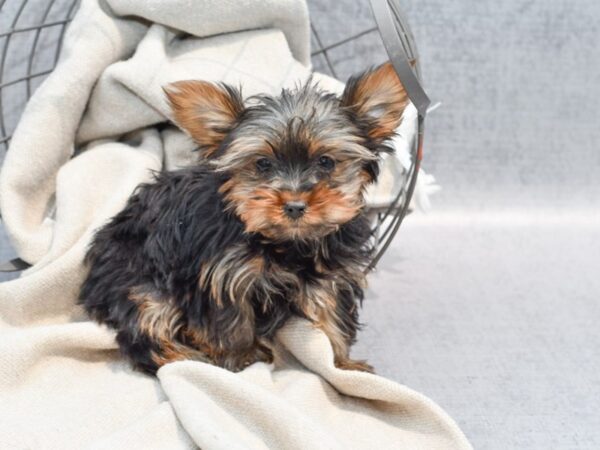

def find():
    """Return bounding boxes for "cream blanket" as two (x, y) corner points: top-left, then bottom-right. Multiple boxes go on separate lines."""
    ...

(0, 0), (470, 448)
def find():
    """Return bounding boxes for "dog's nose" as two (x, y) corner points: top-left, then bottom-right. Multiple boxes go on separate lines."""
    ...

(283, 201), (307, 219)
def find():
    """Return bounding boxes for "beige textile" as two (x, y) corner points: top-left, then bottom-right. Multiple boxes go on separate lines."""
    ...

(0, 0), (470, 448)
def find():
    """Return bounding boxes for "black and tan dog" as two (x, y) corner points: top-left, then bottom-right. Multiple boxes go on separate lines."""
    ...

(79, 62), (408, 374)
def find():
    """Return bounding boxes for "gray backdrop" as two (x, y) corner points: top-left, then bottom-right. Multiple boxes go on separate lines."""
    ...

(1, 0), (599, 448)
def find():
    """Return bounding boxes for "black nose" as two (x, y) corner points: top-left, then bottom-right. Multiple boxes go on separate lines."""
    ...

(283, 201), (307, 219)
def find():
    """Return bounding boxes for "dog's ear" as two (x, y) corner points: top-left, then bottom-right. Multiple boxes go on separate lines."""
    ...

(164, 81), (244, 156)
(341, 62), (409, 142)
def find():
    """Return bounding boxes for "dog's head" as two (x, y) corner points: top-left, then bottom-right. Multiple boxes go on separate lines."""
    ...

(165, 62), (408, 241)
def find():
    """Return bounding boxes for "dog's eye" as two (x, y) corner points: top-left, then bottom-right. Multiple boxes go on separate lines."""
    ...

(317, 155), (335, 171)
(255, 157), (273, 173)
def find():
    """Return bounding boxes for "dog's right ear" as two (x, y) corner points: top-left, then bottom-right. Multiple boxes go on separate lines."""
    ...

(164, 81), (244, 157)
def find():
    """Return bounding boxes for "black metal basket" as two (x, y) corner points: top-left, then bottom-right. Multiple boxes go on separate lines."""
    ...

(0, 0), (429, 272)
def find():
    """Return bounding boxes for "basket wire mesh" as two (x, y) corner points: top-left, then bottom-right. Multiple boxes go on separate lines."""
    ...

(0, 0), (428, 272)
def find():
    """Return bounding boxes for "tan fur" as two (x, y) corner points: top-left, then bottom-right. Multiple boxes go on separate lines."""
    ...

(306, 131), (375, 161)
(131, 291), (183, 342)
(150, 341), (211, 367)
(211, 138), (275, 172)
(303, 285), (347, 355)
(199, 246), (264, 307)
(222, 179), (364, 241)
(129, 291), (211, 366)
(164, 80), (243, 156)
(342, 62), (408, 141)
(299, 277), (372, 372)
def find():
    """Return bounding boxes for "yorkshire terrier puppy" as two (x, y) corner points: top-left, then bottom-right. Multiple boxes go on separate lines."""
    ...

(79, 62), (408, 374)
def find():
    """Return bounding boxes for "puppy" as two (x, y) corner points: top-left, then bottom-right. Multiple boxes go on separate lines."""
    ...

(79, 62), (408, 374)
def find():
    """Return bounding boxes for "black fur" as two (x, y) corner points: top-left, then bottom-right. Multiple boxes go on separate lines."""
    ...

(80, 63), (406, 374)
(80, 166), (372, 373)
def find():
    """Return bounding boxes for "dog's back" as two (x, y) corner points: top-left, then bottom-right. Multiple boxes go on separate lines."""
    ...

(78, 166), (245, 372)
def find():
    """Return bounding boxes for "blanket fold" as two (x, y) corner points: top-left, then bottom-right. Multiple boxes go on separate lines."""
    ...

(0, 0), (470, 448)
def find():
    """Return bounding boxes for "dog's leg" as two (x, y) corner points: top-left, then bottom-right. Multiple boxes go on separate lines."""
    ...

(314, 312), (374, 373)
(304, 285), (374, 373)
(120, 289), (211, 374)
(197, 249), (275, 371)
(202, 298), (274, 371)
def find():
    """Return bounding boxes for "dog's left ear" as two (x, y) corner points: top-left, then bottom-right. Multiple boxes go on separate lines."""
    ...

(341, 62), (409, 142)
(164, 80), (244, 156)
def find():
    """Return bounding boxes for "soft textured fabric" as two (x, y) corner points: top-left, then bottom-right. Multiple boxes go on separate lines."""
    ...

(0, 0), (470, 448)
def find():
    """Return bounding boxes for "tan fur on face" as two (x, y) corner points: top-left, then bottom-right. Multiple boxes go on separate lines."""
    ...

(306, 129), (376, 161)
(164, 80), (244, 156)
(221, 155), (369, 241)
(341, 62), (409, 141)
(163, 68), (403, 243)
(223, 182), (361, 241)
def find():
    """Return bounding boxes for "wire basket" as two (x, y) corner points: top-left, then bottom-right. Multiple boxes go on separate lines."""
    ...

(0, 0), (429, 272)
